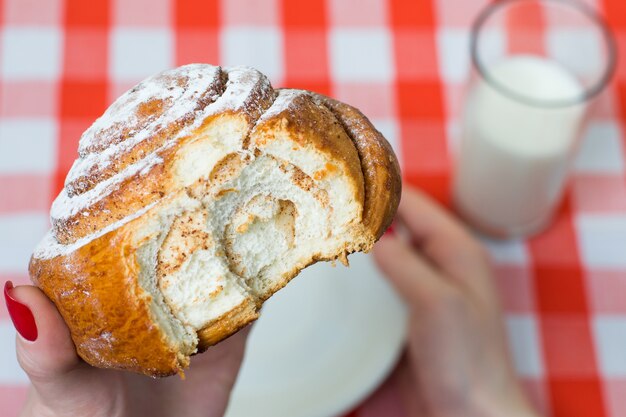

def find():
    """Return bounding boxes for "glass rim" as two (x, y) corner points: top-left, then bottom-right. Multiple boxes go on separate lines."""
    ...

(470, 0), (618, 108)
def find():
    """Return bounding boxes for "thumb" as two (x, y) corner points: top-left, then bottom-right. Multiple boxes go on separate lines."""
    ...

(6, 282), (126, 417)
(4, 281), (81, 387)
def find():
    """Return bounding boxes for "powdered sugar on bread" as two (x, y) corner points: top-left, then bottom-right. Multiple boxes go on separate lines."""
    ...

(34, 200), (160, 259)
(257, 88), (308, 123)
(51, 65), (275, 244)
(67, 65), (223, 189)
(51, 152), (165, 223)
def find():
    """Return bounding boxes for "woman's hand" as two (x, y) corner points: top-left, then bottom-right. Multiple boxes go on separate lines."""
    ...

(6, 185), (542, 417)
(373, 186), (540, 417)
(4, 282), (247, 417)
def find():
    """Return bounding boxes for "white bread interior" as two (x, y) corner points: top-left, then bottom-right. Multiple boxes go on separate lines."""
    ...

(127, 104), (372, 357)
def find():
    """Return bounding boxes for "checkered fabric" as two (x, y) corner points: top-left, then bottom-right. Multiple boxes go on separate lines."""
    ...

(1, 1), (625, 416)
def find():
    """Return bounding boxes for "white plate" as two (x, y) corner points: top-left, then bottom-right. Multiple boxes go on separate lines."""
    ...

(224, 252), (408, 417)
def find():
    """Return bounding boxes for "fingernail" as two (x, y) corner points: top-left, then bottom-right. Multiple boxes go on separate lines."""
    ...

(4, 282), (38, 342)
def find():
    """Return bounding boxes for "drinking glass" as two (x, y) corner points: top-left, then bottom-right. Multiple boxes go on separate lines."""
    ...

(453, 0), (616, 238)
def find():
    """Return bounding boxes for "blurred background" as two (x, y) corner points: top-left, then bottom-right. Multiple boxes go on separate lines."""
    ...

(1, 1), (626, 416)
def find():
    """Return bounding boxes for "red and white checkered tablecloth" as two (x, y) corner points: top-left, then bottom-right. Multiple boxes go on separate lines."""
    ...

(1, 1), (626, 416)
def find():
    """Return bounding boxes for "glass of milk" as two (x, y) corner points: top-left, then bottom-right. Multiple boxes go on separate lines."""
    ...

(453, 0), (616, 238)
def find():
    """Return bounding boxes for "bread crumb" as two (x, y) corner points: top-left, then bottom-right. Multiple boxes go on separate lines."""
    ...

(338, 251), (349, 267)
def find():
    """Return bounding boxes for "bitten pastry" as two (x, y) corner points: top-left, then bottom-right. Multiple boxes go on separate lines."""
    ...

(29, 64), (401, 377)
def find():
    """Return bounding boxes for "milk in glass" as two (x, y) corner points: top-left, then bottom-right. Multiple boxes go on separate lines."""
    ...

(454, 55), (587, 236)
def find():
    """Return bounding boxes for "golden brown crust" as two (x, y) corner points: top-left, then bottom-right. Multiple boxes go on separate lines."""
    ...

(66, 68), (225, 198)
(53, 66), (276, 245)
(53, 140), (174, 245)
(251, 90), (365, 218)
(196, 298), (259, 351)
(30, 65), (401, 378)
(52, 113), (249, 245)
(29, 218), (185, 377)
(313, 94), (402, 240)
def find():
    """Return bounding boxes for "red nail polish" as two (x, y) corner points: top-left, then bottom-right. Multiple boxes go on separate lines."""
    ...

(383, 224), (395, 237)
(4, 281), (38, 342)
